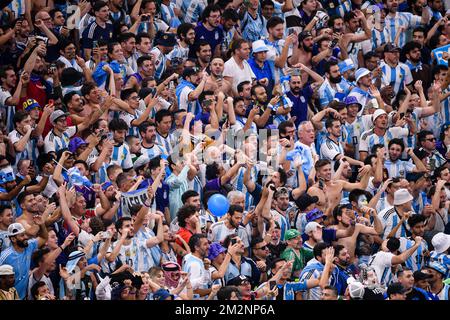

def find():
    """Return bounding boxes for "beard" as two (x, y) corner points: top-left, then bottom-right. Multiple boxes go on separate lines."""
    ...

(329, 75), (342, 84)
(302, 43), (313, 52)
(16, 239), (29, 248)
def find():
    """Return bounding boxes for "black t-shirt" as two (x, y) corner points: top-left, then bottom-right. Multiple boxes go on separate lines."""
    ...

(363, 287), (385, 300)
(406, 288), (428, 301)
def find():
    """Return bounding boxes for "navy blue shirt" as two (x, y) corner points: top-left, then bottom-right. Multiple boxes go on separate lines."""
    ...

(287, 85), (313, 127)
(194, 22), (224, 53)
(139, 178), (170, 213)
(82, 21), (114, 50)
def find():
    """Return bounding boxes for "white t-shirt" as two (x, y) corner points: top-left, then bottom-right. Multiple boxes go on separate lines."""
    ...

(223, 57), (255, 92)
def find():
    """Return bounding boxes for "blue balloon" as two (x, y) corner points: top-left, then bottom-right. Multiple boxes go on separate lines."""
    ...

(207, 194), (229, 218)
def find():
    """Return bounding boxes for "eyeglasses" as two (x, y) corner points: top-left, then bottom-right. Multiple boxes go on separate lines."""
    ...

(255, 245), (268, 250)
(426, 138), (436, 142)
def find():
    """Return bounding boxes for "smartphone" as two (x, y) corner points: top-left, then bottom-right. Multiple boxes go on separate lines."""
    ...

(318, 179), (325, 190)
(329, 37), (339, 48)
(288, 29), (296, 35)
(399, 112), (405, 119)
(92, 40), (98, 48)
(141, 15), (149, 22)
(269, 281), (277, 290)
(231, 238), (237, 245)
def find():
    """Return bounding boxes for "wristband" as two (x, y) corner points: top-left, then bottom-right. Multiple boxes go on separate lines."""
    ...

(59, 246), (64, 251)
(143, 199), (152, 207)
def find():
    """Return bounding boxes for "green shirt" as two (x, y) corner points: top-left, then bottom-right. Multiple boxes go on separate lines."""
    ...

(280, 247), (314, 272)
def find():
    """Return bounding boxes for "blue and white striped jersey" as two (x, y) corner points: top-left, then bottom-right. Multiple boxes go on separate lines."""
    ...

(9, 130), (40, 165)
(399, 237), (428, 272)
(368, 251), (395, 286)
(207, 221), (250, 248)
(43, 127), (77, 154)
(182, 253), (211, 291)
(223, 258), (255, 285)
(150, 47), (167, 81)
(180, 0), (207, 24)
(344, 114), (373, 160)
(348, 87), (373, 114)
(318, 79), (348, 107)
(440, 88), (450, 124)
(270, 210), (290, 241)
(241, 11), (266, 42)
(137, 19), (170, 34)
(380, 60), (413, 96)
(359, 127), (409, 155)
(384, 12), (422, 48)
(160, 2), (180, 27)
(155, 131), (176, 156)
(167, 44), (189, 63)
(87, 155), (109, 184)
(140, 143), (164, 160)
(384, 159), (415, 178)
(370, 27), (390, 51)
(320, 136), (344, 169)
(263, 38), (289, 82)
(111, 143), (133, 170)
(377, 206), (413, 239)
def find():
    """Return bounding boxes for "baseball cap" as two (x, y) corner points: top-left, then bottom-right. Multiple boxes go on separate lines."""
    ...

(306, 208), (325, 222)
(66, 250), (86, 274)
(393, 189), (413, 206)
(294, 193), (318, 212)
(284, 229), (301, 241)
(431, 232), (450, 254)
(68, 137), (87, 154)
(387, 282), (407, 296)
(372, 109), (387, 122)
(7, 223), (26, 237)
(304, 221), (323, 234)
(155, 32), (177, 47)
(344, 96), (362, 111)
(23, 99), (41, 112)
(133, 155), (151, 170)
(227, 275), (251, 286)
(355, 68), (371, 82)
(153, 288), (174, 300)
(50, 110), (70, 125)
(298, 30), (313, 42)
(182, 67), (200, 79)
(0, 264), (14, 276)
(384, 43), (400, 53)
(413, 270), (433, 281)
(347, 279), (365, 299)
(252, 40), (269, 53)
(207, 242), (226, 261)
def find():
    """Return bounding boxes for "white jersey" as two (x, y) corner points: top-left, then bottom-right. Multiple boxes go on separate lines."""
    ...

(182, 253), (211, 293)
(368, 251), (394, 286)
(320, 136), (344, 169)
(207, 221), (250, 248)
(378, 206), (412, 239)
(44, 127), (77, 154)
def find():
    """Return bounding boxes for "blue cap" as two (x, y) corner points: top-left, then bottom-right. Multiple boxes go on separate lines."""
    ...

(344, 96), (362, 111)
(23, 99), (41, 112)
(306, 208), (325, 222)
(68, 137), (87, 154)
(207, 242), (226, 261)
(153, 289), (174, 300)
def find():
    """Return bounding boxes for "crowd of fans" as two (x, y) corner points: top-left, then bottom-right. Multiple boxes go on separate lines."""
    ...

(0, 0), (449, 301)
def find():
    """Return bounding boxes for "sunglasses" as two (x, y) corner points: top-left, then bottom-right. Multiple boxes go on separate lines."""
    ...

(255, 245), (268, 250)
(426, 138), (436, 142)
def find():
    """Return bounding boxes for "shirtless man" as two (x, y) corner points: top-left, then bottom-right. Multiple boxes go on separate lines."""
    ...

(204, 57), (232, 96)
(307, 159), (371, 215)
(16, 193), (41, 237)
(330, 204), (382, 262)
(294, 31), (315, 68)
